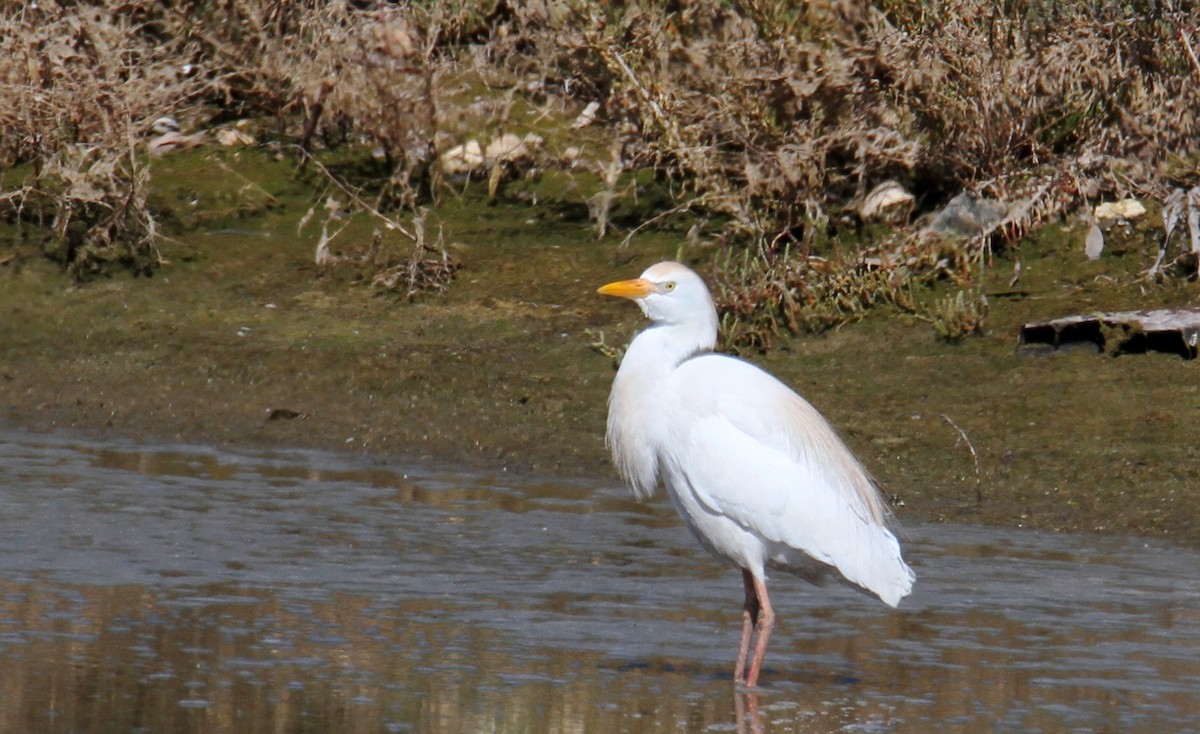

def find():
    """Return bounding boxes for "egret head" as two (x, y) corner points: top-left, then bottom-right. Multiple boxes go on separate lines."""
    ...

(597, 261), (716, 328)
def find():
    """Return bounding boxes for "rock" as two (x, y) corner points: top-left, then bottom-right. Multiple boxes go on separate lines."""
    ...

(150, 116), (179, 134)
(148, 131), (205, 156)
(923, 192), (1008, 238)
(485, 132), (543, 164)
(1094, 198), (1146, 224)
(442, 133), (544, 175)
(859, 180), (914, 221)
(1085, 223), (1104, 260)
(521, 132), (544, 152)
(572, 101), (601, 128)
(440, 139), (484, 174)
(216, 127), (255, 147)
(485, 133), (524, 163)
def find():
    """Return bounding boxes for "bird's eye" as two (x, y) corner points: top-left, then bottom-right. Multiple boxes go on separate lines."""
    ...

(664, 281), (676, 292)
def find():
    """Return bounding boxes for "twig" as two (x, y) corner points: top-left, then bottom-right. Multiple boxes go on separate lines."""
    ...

(619, 200), (699, 248)
(602, 48), (683, 150)
(941, 414), (983, 506)
(298, 78), (336, 169)
(211, 156), (279, 206)
(1180, 27), (1200, 82)
(585, 328), (624, 367)
(301, 151), (416, 241)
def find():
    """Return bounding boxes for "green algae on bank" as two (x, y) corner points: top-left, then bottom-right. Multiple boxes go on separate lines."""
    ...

(1, 148), (1199, 546)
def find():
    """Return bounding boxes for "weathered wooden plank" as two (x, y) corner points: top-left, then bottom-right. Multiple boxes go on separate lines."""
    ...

(1018, 308), (1200, 359)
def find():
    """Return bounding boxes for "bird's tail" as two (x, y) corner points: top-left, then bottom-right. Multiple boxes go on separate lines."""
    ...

(852, 524), (915, 607)
(770, 505), (915, 607)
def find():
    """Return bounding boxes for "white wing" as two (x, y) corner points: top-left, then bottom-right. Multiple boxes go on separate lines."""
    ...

(664, 354), (914, 606)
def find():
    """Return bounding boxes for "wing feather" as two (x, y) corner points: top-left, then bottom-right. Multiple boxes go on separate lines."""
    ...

(664, 354), (914, 605)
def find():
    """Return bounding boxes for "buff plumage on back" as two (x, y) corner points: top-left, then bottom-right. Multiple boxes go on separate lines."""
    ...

(776, 388), (890, 528)
(663, 351), (913, 605)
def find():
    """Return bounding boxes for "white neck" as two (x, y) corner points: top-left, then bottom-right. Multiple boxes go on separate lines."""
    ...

(606, 315), (717, 499)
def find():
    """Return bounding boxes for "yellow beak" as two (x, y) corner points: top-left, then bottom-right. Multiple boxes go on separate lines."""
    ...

(597, 278), (654, 299)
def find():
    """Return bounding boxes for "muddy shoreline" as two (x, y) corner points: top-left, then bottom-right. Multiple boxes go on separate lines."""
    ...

(5, 262), (1199, 548)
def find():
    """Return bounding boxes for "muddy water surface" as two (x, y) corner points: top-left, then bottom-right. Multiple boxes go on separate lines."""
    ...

(1, 430), (1197, 733)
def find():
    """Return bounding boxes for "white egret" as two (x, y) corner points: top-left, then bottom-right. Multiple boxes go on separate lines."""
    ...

(598, 261), (914, 688)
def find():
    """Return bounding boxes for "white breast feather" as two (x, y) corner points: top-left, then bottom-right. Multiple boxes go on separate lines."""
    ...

(606, 369), (660, 500)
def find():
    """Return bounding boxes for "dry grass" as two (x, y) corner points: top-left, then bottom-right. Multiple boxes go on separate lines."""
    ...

(508, 0), (1200, 343)
(2, 0), (1198, 330)
(0, 3), (205, 278)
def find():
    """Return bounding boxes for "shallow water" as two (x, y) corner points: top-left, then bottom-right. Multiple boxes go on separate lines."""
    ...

(0, 430), (1197, 733)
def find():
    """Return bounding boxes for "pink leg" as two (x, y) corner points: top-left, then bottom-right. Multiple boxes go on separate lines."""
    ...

(742, 573), (775, 688)
(734, 569), (758, 684)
